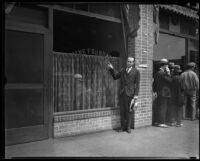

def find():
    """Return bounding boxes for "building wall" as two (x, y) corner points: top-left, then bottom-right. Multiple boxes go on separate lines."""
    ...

(53, 4), (154, 137)
(54, 108), (120, 137)
(130, 5), (154, 128)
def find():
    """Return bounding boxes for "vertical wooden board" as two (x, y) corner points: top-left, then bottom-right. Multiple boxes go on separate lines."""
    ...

(58, 55), (61, 112)
(102, 55), (106, 108)
(82, 55), (86, 110)
(71, 54), (74, 111)
(69, 55), (72, 111)
(88, 56), (92, 109)
(93, 56), (97, 109)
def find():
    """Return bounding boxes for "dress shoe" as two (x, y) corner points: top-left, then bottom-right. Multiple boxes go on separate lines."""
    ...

(167, 122), (176, 126)
(127, 129), (131, 133)
(158, 124), (169, 128)
(175, 123), (183, 127)
(118, 128), (126, 132)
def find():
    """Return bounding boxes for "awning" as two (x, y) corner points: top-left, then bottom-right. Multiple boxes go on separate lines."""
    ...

(159, 5), (199, 20)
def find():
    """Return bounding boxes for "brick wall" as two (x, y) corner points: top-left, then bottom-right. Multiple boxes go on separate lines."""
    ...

(54, 108), (120, 138)
(128, 5), (154, 128)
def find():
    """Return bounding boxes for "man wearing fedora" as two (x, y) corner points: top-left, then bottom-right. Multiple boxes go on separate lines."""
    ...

(107, 56), (140, 133)
(180, 62), (199, 121)
(153, 58), (172, 128)
(171, 65), (184, 127)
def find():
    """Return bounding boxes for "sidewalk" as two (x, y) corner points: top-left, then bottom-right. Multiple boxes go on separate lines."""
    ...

(5, 120), (199, 159)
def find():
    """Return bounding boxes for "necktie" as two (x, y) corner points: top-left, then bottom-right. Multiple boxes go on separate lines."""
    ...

(126, 67), (130, 73)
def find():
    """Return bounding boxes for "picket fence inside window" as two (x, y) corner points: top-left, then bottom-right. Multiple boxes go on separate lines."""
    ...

(53, 51), (120, 112)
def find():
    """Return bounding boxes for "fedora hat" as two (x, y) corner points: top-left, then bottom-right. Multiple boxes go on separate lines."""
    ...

(159, 58), (169, 66)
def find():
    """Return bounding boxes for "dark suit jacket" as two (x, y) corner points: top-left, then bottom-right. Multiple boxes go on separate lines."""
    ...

(153, 68), (172, 98)
(109, 67), (140, 98)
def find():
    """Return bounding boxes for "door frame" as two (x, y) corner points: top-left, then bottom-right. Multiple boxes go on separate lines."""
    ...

(5, 19), (53, 145)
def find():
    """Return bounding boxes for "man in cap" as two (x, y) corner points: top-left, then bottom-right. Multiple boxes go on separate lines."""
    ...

(180, 62), (199, 121)
(153, 58), (172, 128)
(107, 55), (140, 133)
(171, 65), (184, 127)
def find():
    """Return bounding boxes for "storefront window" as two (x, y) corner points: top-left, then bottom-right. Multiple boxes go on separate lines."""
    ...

(180, 17), (197, 36)
(159, 10), (170, 30)
(153, 33), (186, 74)
(53, 10), (124, 112)
(53, 52), (120, 112)
(60, 4), (121, 19)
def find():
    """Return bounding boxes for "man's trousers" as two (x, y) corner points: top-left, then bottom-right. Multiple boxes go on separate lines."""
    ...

(183, 90), (196, 120)
(119, 92), (133, 130)
(156, 97), (170, 124)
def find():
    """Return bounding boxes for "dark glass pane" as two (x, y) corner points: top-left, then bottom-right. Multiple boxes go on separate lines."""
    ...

(7, 6), (48, 27)
(53, 10), (124, 54)
(5, 30), (44, 83)
(89, 4), (120, 18)
(75, 4), (88, 11)
(188, 20), (197, 36)
(5, 89), (44, 128)
(180, 16), (189, 35)
(180, 17), (197, 36)
(153, 33), (185, 65)
(5, 89), (44, 129)
(159, 10), (169, 30)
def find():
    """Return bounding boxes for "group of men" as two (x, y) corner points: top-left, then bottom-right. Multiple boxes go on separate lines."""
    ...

(153, 59), (199, 128)
(107, 55), (199, 133)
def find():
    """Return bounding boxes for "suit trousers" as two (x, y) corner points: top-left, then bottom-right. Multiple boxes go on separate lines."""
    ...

(166, 98), (175, 123)
(119, 92), (133, 130)
(174, 104), (182, 125)
(156, 97), (170, 124)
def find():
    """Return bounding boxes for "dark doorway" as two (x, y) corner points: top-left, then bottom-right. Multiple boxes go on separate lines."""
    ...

(5, 29), (49, 145)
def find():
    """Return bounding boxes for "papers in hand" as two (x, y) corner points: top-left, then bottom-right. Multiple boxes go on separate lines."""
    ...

(129, 99), (138, 112)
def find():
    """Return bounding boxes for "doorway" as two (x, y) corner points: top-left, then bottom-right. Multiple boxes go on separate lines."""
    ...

(5, 26), (49, 145)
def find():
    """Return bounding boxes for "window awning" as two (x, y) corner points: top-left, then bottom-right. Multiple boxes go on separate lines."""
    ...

(159, 5), (199, 20)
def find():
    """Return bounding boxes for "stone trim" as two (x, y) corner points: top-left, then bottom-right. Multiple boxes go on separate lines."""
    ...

(54, 108), (120, 123)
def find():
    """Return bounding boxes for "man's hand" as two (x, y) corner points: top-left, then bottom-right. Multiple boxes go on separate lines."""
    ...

(153, 92), (157, 98)
(165, 67), (170, 75)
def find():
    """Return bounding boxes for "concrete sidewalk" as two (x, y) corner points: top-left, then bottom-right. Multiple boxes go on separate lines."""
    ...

(4, 120), (199, 159)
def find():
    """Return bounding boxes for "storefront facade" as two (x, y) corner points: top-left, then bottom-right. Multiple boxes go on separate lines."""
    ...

(153, 5), (199, 120)
(4, 3), (199, 145)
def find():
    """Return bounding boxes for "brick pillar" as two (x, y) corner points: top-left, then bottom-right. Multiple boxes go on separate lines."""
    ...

(128, 5), (154, 128)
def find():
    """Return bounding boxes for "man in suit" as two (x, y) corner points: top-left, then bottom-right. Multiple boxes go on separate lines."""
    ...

(153, 58), (172, 128)
(107, 56), (140, 133)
